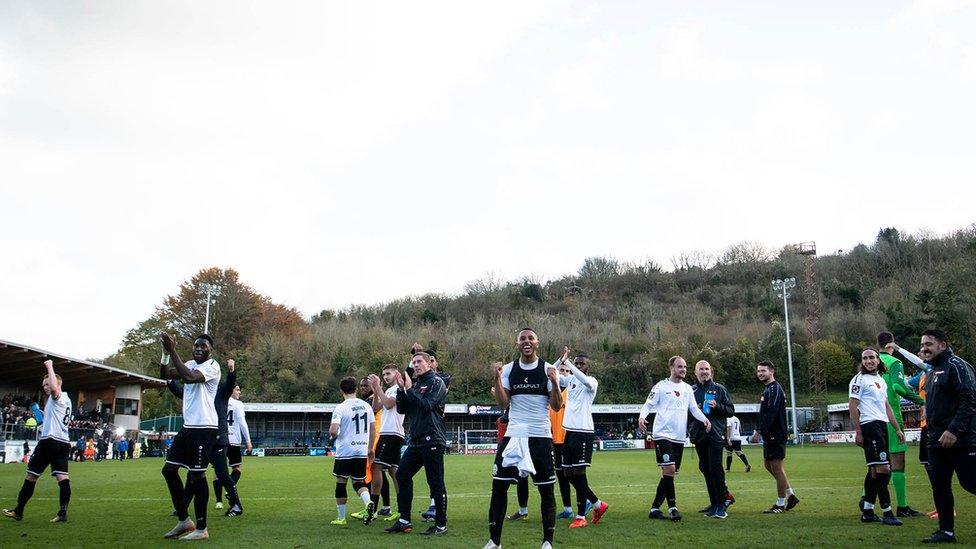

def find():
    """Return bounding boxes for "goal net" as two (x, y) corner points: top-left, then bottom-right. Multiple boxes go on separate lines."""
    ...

(463, 429), (499, 455)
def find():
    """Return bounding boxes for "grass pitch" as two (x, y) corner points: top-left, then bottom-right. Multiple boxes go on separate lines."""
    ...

(1, 445), (973, 547)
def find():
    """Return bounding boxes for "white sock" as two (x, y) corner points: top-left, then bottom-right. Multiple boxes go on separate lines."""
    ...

(593, 499), (602, 508)
(337, 504), (346, 519)
(576, 514), (585, 520)
(786, 487), (794, 496)
(563, 506), (573, 513)
(360, 491), (371, 506)
(519, 507), (528, 515)
(399, 518), (410, 525)
(429, 498), (436, 506)
(381, 506), (391, 511)
(863, 502), (875, 510)
(776, 497), (786, 506)
(881, 506), (891, 513)
(668, 506), (677, 512)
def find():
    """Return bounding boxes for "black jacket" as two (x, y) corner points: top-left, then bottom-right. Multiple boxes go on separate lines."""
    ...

(168, 369), (236, 446)
(690, 379), (735, 444)
(397, 370), (447, 447)
(924, 349), (976, 448)
(758, 380), (788, 443)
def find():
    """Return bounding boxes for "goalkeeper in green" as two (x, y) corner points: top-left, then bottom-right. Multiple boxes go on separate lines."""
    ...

(877, 331), (925, 517)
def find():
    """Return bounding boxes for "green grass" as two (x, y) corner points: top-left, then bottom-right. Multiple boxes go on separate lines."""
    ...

(1, 446), (972, 547)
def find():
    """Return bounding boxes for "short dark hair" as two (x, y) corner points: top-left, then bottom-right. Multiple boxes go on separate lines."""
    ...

(339, 376), (357, 395)
(876, 331), (894, 347)
(757, 360), (776, 371)
(412, 351), (433, 364)
(922, 329), (948, 344)
(518, 327), (537, 335)
(382, 363), (398, 372)
(667, 355), (684, 368)
(195, 334), (214, 347)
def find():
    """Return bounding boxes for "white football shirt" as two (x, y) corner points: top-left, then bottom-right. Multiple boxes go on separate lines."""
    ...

(182, 359), (221, 428)
(226, 398), (251, 446)
(849, 372), (889, 424)
(331, 398), (375, 459)
(40, 393), (72, 443)
(559, 371), (598, 433)
(727, 415), (742, 441)
(640, 378), (707, 444)
(378, 386), (405, 438)
(501, 360), (557, 438)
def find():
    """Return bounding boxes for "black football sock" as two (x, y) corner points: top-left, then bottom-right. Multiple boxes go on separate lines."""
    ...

(58, 479), (71, 516)
(488, 480), (509, 545)
(181, 475), (193, 510)
(863, 472), (877, 508)
(231, 469), (241, 484)
(213, 478), (223, 503)
(381, 474), (391, 507)
(538, 483), (556, 543)
(652, 477), (667, 509)
(14, 479), (36, 515)
(726, 453), (733, 470)
(370, 493), (379, 506)
(875, 472), (892, 511)
(557, 470), (572, 508)
(664, 475), (676, 508)
(739, 453), (750, 467)
(568, 474), (588, 516)
(192, 477), (209, 530)
(163, 468), (189, 521)
(517, 477), (529, 509)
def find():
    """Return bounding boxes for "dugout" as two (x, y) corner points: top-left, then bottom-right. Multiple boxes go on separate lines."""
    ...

(0, 338), (166, 439)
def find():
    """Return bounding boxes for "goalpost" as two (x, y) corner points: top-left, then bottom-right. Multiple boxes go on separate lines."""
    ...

(463, 429), (499, 455)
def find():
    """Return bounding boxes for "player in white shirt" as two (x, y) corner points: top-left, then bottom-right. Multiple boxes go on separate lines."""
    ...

(158, 333), (222, 541)
(556, 348), (610, 529)
(725, 415), (751, 472)
(485, 328), (563, 549)
(849, 348), (904, 526)
(329, 376), (377, 525)
(638, 356), (711, 522)
(367, 365), (406, 520)
(3, 360), (72, 523)
(225, 385), (251, 513)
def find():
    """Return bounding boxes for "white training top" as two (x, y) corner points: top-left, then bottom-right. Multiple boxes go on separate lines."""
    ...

(226, 397), (251, 446)
(378, 386), (406, 438)
(558, 364), (598, 433)
(849, 372), (889, 424)
(501, 360), (557, 438)
(640, 378), (707, 444)
(181, 359), (221, 428)
(40, 393), (72, 443)
(727, 415), (742, 441)
(331, 398), (375, 459)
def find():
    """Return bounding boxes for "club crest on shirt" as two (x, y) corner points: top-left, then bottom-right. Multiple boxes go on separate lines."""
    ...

(673, 391), (680, 397)
(852, 385), (860, 394)
(875, 382), (881, 389)
(420, 386), (428, 394)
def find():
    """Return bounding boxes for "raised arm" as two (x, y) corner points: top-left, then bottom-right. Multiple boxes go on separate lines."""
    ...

(567, 362), (597, 392)
(159, 333), (205, 383)
(492, 362), (509, 410)
(44, 360), (61, 399)
(217, 360), (236, 400)
(546, 366), (563, 412)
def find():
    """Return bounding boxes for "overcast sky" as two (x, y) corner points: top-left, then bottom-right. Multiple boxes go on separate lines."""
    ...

(2, 1), (974, 360)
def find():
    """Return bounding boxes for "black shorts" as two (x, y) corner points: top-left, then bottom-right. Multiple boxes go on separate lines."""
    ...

(492, 437), (556, 485)
(654, 439), (684, 471)
(374, 435), (404, 469)
(726, 440), (742, 452)
(562, 431), (594, 468)
(166, 427), (218, 472)
(333, 457), (368, 481)
(763, 436), (787, 461)
(27, 438), (70, 477)
(553, 443), (564, 471)
(861, 420), (889, 466)
(919, 427), (929, 465)
(227, 445), (243, 467)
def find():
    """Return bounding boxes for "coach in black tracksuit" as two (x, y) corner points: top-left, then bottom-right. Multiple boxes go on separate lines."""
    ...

(690, 360), (736, 517)
(917, 330), (976, 544)
(387, 351), (448, 535)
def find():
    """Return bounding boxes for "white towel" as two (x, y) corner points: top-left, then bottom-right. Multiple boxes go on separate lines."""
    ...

(501, 437), (535, 478)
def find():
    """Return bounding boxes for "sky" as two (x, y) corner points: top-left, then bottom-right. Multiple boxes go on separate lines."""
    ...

(1, 1), (975, 360)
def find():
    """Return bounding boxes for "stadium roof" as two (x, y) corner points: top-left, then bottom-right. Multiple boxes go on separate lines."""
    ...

(0, 338), (166, 390)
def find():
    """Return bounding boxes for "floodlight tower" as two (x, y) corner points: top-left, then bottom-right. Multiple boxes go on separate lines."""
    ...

(772, 277), (800, 443)
(793, 242), (826, 419)
(202, 283), (219, 335)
